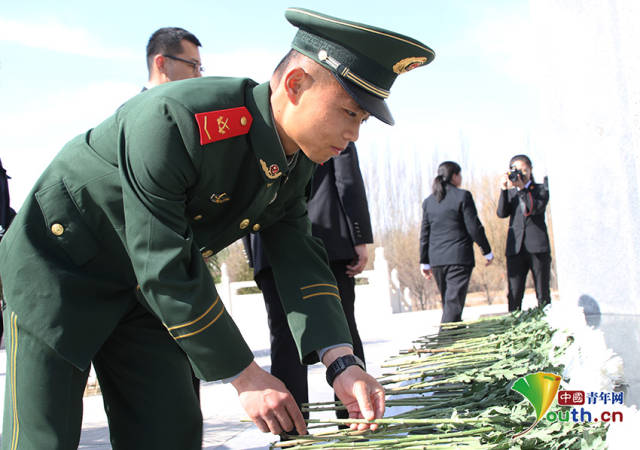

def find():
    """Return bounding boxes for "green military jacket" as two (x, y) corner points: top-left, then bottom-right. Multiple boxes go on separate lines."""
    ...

(0, 77), (352, 380)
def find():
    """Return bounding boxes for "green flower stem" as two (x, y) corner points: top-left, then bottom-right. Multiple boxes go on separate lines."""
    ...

(269, 308), (609, 449)
(307, 418), (485, 426)
(275, 427), (494, 449)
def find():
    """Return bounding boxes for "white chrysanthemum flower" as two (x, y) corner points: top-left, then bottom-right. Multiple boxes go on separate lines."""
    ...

(544, 301), (586, 331)
(545, 303), (625, 393)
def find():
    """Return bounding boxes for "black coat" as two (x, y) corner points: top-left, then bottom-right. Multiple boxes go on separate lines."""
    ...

(0, 158), (16, 241)
(496, 183), (550, 256)
(419, 185), (491, 267)
(246, 142), (373, 275)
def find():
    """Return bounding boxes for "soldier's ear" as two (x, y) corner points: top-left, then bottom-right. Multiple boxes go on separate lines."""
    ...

(283, 67), (307, 105)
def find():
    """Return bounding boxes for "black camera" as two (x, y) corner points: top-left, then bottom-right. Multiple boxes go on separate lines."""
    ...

(507, 168), (523, 182)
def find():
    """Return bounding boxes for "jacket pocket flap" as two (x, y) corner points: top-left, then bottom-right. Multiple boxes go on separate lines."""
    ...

(35, 181), (98, 266)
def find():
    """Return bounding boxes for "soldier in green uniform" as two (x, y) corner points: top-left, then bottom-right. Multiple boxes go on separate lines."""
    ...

(0, 7), (434, 449)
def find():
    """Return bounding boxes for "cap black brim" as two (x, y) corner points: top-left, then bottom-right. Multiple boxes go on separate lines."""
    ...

(331, 72), (395, 126)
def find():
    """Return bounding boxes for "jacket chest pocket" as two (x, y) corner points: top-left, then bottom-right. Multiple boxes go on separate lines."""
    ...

(35, 181), (99, 266)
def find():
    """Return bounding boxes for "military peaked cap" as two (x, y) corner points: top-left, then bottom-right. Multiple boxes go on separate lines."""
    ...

(285, 7), (435, 125)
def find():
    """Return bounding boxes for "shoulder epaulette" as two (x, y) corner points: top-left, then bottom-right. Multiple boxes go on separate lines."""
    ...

(194, 106), (253, 146)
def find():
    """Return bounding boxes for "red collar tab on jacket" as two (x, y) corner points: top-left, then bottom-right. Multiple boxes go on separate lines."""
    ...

(194, 107), (253, 146)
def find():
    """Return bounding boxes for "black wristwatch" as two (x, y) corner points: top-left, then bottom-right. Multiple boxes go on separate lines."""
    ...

(326, 355), (365, 387)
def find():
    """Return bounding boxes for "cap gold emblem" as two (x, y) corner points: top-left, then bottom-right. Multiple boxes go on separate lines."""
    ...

(392, 56), (428, 74)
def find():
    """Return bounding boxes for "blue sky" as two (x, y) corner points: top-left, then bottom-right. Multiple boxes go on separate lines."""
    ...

(1, 0), (539, 207)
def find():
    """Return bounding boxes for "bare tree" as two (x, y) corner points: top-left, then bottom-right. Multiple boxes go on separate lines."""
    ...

(466, 176), (508, 304)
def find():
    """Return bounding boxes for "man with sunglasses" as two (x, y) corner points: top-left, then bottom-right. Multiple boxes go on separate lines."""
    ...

(146, 27), (204, 88)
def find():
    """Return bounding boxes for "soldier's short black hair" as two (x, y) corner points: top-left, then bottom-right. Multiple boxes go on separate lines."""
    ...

(146, 27), (201, 71)
(272, 49), (300, 84)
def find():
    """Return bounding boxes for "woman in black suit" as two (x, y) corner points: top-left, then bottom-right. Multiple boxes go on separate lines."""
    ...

(497, 154), (551, 311)
(420, 161), (493, 323)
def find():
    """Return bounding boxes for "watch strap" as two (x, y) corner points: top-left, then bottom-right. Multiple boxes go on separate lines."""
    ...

(325, 354), (365, 387)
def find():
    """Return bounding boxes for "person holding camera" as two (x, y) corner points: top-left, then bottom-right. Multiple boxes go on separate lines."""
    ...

(497, 154), (551, 311)
(420, 161), (493, 323)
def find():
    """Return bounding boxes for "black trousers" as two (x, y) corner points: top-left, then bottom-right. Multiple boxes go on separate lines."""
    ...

(431, 264), (473, 323)
(255, 260), (365, 421)
(506, 249), (551, 311)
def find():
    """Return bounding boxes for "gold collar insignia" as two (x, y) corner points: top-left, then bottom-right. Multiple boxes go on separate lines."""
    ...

(260, 159), (283, 180)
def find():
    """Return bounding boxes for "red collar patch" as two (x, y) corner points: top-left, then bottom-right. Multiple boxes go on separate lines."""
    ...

(194, 106), (253, 146)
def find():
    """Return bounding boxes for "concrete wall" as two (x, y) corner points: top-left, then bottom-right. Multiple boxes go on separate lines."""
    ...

(531, 0), (640, 314)
(531, 0), (640, 406)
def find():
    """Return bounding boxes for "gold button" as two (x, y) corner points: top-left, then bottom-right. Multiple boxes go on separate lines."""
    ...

(193, 214), (203, 221)
(51, 223), (64, 236)
(239, 219), (250, 229)
(252, 223), (261, 232)
(202, 249), (213, 258)
(240, 116), (247, 126)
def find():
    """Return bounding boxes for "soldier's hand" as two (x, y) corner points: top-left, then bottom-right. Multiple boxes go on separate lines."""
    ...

(333, 366), (385, 431)
(421, 268), (432, 279)
(323, 347), (385, 431)
(346, 244), (368, 277)
(231, 361), (307, 435)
